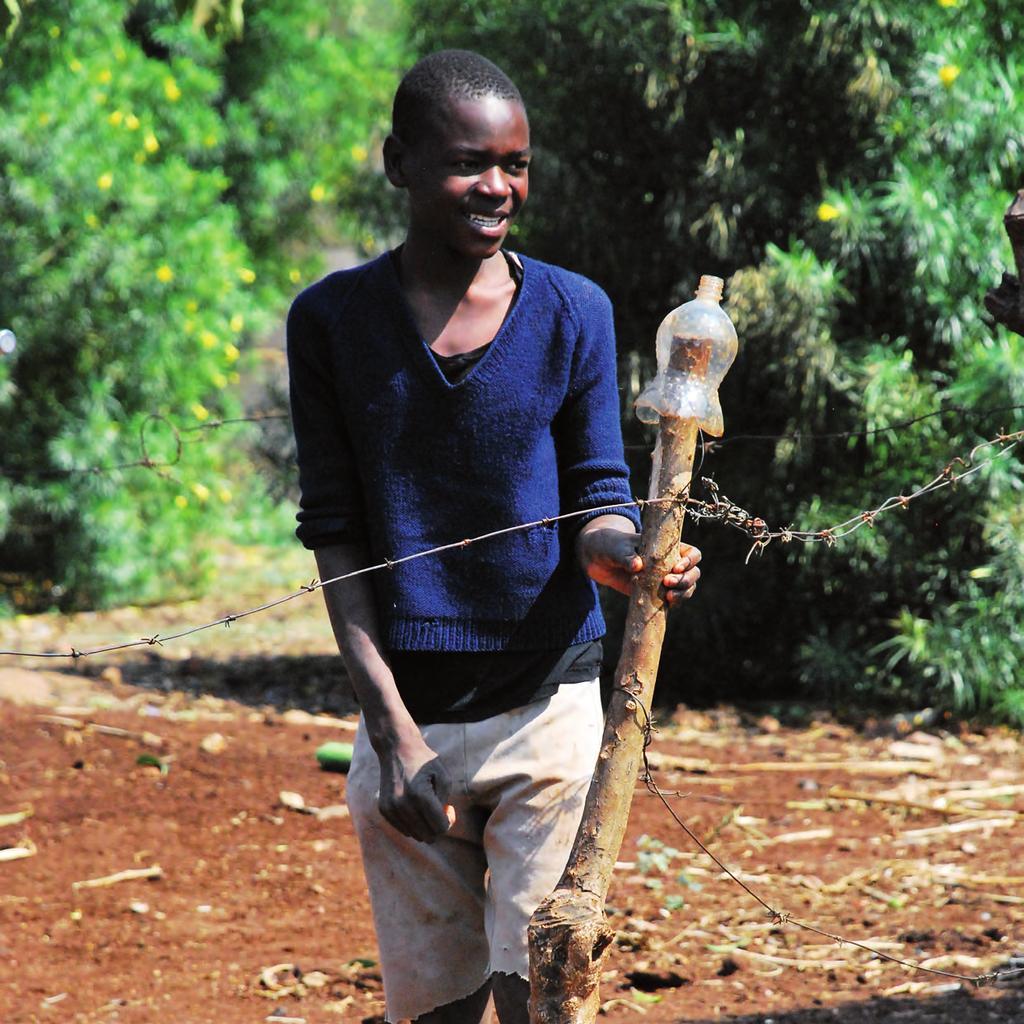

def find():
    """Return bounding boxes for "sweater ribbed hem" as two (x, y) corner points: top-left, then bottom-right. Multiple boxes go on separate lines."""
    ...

(385, 610), (607, 653)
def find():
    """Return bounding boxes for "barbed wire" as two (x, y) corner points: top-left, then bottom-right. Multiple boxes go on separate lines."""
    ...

(699, 402), (1024, 452)
(0, 498), (659, 660)
(626, 692), (1024, 990)
(1, 428), (1021, 661)
(1, 400), (1021, 481)
(0, 411), (287, 481)
(623, 401), (1024, 454)
(688, 429), (1024, 562)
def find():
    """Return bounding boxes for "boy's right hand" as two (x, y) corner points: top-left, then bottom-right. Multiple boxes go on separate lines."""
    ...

(376, 732), (455, 844)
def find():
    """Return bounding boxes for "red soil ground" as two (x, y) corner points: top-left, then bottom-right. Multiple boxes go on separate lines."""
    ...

(1, 610), (1022, 1024)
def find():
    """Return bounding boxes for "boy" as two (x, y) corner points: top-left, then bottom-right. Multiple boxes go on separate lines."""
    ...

(287, 49), (701, 1024)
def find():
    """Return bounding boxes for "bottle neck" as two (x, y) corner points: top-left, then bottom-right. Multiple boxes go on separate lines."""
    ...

(694, 274), (724, 303)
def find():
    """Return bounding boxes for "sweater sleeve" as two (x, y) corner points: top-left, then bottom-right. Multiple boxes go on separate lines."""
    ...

(286, 291), (368, 549)
(552, 281), (642, 532)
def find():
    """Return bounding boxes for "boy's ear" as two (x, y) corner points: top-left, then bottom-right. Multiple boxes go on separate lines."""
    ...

(382, 134), (407, 188)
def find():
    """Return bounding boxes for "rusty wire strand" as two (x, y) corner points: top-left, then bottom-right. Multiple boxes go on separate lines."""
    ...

(0, 498), (657, 659)
(623, 403), (1024, 454)
(2, 401), (1021, 480)
(687, 429), (1024, 562)
(624, 693), (1024, 990)
(0, 411), (285, 481)
(698, 402), (1024, 452)
(1, 429), (1022, 660)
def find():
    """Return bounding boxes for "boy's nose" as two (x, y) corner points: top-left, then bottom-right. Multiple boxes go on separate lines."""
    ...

(476, 164), (511, 196)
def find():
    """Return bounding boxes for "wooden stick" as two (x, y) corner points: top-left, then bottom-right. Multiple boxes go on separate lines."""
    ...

(895, 818), (1015, 843)
(0, 808), (33, 828)
(827, 785), (1021, 818)
(644, 752), (940, 777)
(529, 420), (698, 1024)
(528, 278), (737, 1024)
(72, 865), (163, 889)
(0, 841), (36, 863)
(36, 714), (163, 747)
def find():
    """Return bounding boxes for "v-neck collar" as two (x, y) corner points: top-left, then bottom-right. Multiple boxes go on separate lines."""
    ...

(379, 249), (529, 392)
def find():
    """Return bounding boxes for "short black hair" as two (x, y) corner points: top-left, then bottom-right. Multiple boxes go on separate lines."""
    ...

(392, 49), (524, 144)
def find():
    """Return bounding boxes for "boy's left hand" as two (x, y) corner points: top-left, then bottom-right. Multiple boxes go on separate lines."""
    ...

(576, 514), (701, 604)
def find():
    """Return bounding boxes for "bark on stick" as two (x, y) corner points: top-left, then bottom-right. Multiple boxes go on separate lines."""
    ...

(527, 422), (698, 1024)
(984, 189), (1024, 337)
(528, 276), (737, 1024)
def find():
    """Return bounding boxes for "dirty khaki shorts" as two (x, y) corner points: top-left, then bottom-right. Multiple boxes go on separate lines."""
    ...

(346, 679), (603, 1023)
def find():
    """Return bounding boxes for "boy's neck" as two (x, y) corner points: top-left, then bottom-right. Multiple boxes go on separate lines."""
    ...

(396, 236), (519, 355)
(398, 235), (506, 297)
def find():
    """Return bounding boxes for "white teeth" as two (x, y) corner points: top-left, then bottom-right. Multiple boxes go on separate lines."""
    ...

(467, 214), (503, 228)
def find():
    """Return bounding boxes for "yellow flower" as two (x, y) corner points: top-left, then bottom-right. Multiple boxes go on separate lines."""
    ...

(84, 213), (99, 228)
(174, 495), (189, 509)
(143, 131), (159, 154)
(309, 183), (326, 203)
(939, 64), (961, 87)
(97, 68), (112, 84)
(108, 109), (124, 127)
(217, 486), (233, 503)
(817, 201), (841, 222)
(97, 172), (114, 190)
(155, 264), (175, 283)
(125, 113), (140, 131)
(211, 372), (227, 388)
(38, 112), (51, 127)
(200, 330), (219, 350)
(237, 267), (256, 284)
(350, 144), (369, 163)
(49, 25), (61, 38)
(185, 300), (199, 314)
(229, 314), (244, 333)
(203, 133), (218, 148)
(164, 76), (181, 102)
(288, 268), (301, 284)
(937, 0), (958, 7)
(191, 403), (210, 421)
(224, 343), (240, 363)
(69, 59), (83, 73)
(191, 483), (211, 502)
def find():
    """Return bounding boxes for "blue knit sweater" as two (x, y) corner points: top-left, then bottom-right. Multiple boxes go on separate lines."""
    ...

(286, 251), (640, 653)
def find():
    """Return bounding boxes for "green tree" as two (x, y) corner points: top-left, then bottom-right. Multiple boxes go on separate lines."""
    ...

(405, 0), (1024, 722)
(0, 0), (404, 611)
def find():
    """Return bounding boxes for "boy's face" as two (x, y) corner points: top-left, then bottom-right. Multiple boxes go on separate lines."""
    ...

(388, 94), (531, 261)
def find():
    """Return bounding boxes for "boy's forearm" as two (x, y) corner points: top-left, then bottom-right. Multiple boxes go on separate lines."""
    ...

(313, 544), (420, 753)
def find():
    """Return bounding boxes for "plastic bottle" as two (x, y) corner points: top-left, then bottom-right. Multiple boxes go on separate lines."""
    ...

(634, 275), (738, 437)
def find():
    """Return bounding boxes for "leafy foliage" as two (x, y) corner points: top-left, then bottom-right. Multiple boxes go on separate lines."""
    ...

(407, 0), (1024, 722)
(0, 0), (403, 611)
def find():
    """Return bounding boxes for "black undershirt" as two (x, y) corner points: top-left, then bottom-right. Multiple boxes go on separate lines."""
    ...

(389, 250), (602, 724)
(389, 640), (604, 724)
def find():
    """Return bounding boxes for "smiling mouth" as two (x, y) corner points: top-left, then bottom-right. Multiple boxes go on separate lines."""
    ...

(464, 212), (508, 229)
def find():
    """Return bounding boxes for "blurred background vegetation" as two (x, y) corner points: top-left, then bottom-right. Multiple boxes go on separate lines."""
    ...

(1, 1), (1021, 724)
